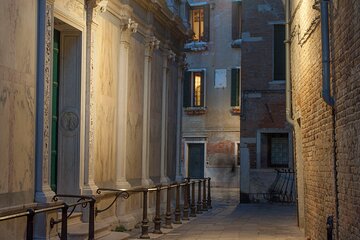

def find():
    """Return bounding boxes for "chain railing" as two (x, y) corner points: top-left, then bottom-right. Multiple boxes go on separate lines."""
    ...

(0, 177), (212, 240)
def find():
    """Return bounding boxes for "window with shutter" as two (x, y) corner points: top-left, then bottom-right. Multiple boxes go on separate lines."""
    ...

(183, 69), (207, 115)
(232, 1), (242, 40)
(189, 4), (210, 42)
(231, 68), (240, 107)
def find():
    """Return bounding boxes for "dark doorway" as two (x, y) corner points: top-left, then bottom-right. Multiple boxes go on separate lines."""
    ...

(188, 143), (205, 178)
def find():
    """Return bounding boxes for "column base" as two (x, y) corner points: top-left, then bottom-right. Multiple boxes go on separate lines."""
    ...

(35, 185), (55, 203)
(116, 178), (131, 190)
(141, 178), (154, 186)
(82, 180), (98, 195)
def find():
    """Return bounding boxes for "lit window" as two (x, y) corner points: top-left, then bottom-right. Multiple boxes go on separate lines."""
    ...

(190, 4), (210, 42)
(183, 70), (206, 108)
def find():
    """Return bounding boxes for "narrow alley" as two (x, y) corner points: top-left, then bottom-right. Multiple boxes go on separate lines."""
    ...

(128, 189), (304, 240)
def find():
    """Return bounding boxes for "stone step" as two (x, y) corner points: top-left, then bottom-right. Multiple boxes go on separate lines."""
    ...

(57, 211), (83, 225)
(97, 232), (130, 240)
(66, 221), (111, 240)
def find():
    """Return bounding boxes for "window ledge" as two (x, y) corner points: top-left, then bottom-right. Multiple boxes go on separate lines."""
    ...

(184, 107), (207, 115)
(184, 41), (208, 52)
(230, 106), (240, 115)
(231, 38), (242, 48)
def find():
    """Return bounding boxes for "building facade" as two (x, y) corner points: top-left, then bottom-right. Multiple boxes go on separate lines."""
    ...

(181, 0), (241, 188)
(239, 0), (291, 202)
(290, 0), (360, 239)
(0, 0), (189, 238)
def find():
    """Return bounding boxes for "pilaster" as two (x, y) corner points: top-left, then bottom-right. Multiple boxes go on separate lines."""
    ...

(83, 0), (108, 194)
(160, 47), (176, 184)
(175, 55), (187, 181)
(115, 16), (138, 189)
(35, 0), (56, 203)
(141, 35), (160, 186)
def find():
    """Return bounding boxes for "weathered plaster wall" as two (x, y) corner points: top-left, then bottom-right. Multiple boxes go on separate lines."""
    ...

(0, 0), (36, 208)
(183, 0), (241, 187)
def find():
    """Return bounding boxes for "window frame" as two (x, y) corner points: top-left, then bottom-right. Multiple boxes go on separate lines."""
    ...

(232, 0), (242, 40)
(189, 3), (210, 42)
(183, 68), (207, 109)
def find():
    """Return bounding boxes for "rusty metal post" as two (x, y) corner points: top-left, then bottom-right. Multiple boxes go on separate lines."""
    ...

(202, 179), (208, 211)
(197, 180), (203, 214)
(88, 199), (95, 240)
(140, 190), (150, 239)
(60, 204), (69, 240)
(190, 181), (196, 217)
(26, 209), (35, 240)
(174, 183), (182, 224)
(207, 177), (212, 209)
(153, 186), (162, 234)
(164, 186), (173, 229)
(327, 215), (334, 240)
(182, 181), (190, 220)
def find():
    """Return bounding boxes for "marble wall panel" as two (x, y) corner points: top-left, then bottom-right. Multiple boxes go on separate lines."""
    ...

(166, 64), (179, 179)
(126, 34), (145, 180)
(0, 0), (36, 207)
(94, 15), (119, 184)
(149, 50), (163, 179)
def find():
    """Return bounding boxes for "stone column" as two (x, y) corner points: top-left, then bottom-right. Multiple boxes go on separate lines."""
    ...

(35, 0), (55, 203)
(141, 36), (160, 186)
(116, 17), (138, 189)
(160, 48), (176, 183)
(83, 0), (108, 194)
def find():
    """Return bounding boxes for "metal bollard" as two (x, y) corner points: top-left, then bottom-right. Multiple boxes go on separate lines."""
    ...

(202, 179), (208, 211)
(327, 215), (333, 240)
(197, 180), (203, 214)
(174, 183), (182, 224)
(61, 204), (69, 240)
(164, 186), (173, 229)
(89, 198), (96, 240)
(153, 186), (162, 234)
(183, 181), (190, 220)
(207, 178), (212, 209)
(140, 190), (150, 239)
(26, 209), (35, 240)
(190, 181), (196, 217)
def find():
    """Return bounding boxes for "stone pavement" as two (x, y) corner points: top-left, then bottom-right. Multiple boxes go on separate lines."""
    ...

(128, 188), (305, 240)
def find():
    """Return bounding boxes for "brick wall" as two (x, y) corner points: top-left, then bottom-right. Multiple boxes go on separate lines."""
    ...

(291, 0), (360, 239)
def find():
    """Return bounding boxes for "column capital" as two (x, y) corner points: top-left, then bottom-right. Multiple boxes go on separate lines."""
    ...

(86, 0), (108, 23)
(145, 36), (160, 57)
(121, 18), (138, 33)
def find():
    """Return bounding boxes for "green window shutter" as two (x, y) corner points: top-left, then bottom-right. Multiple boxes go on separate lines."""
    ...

(202, 4), (210, 42)
(183, 71), (191, 107)
(231, 68), (240, 106)
(274, 24), (285, 80)
(200, 70), (205, 107)
(232, 1), (242, 40)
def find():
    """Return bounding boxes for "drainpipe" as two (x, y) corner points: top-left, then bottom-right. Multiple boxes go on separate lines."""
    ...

(320, 0), (334, 106)
(285, 0), (294, 126)
(321, 1), (339, 239)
